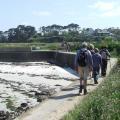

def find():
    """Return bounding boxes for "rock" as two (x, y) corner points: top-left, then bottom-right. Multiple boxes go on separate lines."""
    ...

(21, 103), (28, 108)
(37, 95), (48, 102)
(9, 112), (16, 119)
(20, 103), (29, 112)
(0, 111), (10, 120)
(35, 91), (48, 96)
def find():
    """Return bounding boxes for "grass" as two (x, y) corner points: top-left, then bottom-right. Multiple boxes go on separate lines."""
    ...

(5, 97), (16, 111)
(0, 42), (61, 50)
(62, 63), (120, 120)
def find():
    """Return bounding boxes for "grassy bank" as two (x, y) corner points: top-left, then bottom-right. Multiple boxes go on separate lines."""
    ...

(0, 43), (61, 50)
(63, 62), (120, 120)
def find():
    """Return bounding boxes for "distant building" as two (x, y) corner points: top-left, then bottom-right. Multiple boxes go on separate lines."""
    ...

(94, 29), (110, 36)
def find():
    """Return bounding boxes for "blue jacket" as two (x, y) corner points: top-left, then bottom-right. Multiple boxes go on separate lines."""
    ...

(92, 53), (102, 68)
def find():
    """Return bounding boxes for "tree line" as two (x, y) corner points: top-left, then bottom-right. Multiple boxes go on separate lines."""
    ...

(0, 23), (120, 43)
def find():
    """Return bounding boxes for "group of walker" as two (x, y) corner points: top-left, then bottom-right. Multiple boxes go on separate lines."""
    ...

(75, 42), (110, 95)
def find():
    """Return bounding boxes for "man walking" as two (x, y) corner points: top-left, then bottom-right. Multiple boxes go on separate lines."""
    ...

(100, 46), (110, 77)
(92, 48), (102, 84)
(75, 42), (93, 95)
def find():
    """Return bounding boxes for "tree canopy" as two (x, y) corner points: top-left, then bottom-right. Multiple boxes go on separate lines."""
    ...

(0, 23), (119, 43)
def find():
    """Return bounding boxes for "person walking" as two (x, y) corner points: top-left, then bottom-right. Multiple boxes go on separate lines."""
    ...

(88, 43), (95, 55)
(100, 46), (111, 77)
(88, 43), (95, 78)
(92, 48), (102, 84)
(75, 42), (93, 95)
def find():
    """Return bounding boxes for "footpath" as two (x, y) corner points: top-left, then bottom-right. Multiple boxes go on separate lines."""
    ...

(16, 58), (117, 120)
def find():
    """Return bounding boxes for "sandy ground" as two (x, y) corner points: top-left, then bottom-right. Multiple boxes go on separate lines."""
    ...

(16, 58), (117, 120)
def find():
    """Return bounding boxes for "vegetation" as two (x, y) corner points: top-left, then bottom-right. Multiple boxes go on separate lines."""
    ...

(0, 42), (62, 50)
(6, 97), (16, 111)
(0, 38), (120, 57)
(0, 23), (120, 55)
(1, 23), (120, 43)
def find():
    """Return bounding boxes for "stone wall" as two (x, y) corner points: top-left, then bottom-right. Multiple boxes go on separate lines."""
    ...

(54, 51), (76, 69)
(0, 50), (76, 69)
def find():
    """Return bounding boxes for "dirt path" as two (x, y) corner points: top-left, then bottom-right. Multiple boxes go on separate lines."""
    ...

(16, 58), (117, 120)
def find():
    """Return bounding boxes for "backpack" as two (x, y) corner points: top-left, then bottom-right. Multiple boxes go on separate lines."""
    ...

(90, 50), (95, 55)
(77, 49), (87, 67)
(100, 50), (107, 59)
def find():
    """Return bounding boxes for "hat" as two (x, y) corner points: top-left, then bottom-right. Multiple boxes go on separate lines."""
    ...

(89, 43), (94, 49)
(81, 42), (88, 47)
(94, 48), (99, 53)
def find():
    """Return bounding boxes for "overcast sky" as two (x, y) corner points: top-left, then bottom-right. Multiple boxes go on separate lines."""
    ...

(0, 0), (120, 31)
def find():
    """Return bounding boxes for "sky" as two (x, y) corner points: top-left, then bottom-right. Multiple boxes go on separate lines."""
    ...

(1, 0), (120, 31)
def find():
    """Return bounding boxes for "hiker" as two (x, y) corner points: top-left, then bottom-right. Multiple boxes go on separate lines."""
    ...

(88, 43), (95, 78)
(100, 46), (111, 77)
(66, 43), (71, 52)
(61, 41), (70, 52)
(75, 42), (93, 95)
(88, 43), (95, 55)
(92, 48), (102, 84)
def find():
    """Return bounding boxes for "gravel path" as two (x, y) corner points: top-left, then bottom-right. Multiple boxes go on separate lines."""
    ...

(16, 58), (117, 120)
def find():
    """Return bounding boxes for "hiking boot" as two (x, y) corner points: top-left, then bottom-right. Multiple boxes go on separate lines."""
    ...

(84, 89), (87, 95)
(101, 73), (106, 77)
(101, 75), (106, 77)
(94, 80), (98, 84)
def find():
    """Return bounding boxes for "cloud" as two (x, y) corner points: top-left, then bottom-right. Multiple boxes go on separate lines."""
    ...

(89, 1), (116, 11)
(89, 1), (120, 18)
(100, 7), (120, 17)
(32, 11), (52, 16)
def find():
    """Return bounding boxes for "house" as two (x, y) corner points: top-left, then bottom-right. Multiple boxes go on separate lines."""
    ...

(94, 29), (110, 36)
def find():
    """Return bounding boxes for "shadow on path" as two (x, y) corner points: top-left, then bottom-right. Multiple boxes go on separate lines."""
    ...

(50, 93), (78, 100)
(50, 84), (80, 100)
(61, 85), (79, 91)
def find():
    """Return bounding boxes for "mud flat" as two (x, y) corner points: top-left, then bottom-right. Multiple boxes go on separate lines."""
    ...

(0, 62), (78, 120)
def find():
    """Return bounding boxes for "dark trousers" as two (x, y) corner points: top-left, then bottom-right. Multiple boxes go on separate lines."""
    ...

(93, 66), (100, 81)
(101, 59), (108, 76)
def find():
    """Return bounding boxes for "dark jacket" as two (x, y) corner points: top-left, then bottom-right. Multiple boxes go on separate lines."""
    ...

(92, 52), (102, 68)
(99, 49), (110, 60)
